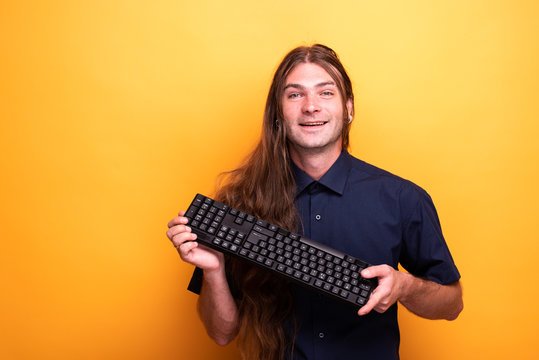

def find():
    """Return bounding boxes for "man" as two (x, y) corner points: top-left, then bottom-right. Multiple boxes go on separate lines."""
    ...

(167, 44), (463, 360)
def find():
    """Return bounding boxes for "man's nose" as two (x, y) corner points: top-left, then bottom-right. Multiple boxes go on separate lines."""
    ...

(303, 95), (320, 114)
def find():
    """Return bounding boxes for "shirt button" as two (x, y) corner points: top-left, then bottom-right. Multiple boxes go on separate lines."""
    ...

(315, 214), (321, 221)
(318, 332), (325, 339)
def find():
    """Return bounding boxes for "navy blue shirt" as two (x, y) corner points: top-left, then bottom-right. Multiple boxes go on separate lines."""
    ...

(188, 151), (460, 359)
(289, 151), (460, 360)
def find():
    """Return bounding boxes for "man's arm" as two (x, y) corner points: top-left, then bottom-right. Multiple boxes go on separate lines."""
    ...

(197, 262), (239, 346)
(167, 212), (240, 345)
(358, 265), (463, 320)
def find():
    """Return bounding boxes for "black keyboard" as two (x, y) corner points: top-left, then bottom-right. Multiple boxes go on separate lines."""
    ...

(185, 194), (377, 308)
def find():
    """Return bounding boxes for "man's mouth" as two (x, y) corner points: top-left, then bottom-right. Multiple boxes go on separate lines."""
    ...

(300, 121), (328, 127)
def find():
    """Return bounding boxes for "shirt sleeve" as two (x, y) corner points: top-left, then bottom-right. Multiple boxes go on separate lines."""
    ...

(398, 181), (461, 284)
(187, 266), (204, 294)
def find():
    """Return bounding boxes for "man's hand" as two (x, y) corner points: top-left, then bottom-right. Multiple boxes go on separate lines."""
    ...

(166, 211), (224, 271)
(357, 265), (463, 320)
(357, 265), (403, 316)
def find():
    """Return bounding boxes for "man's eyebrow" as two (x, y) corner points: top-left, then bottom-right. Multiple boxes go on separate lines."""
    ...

(283, 81), (336, 90)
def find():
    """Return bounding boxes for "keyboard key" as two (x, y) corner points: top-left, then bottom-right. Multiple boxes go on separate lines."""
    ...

(193, 195), (204, 207)
(359, 282), (372, 291)
(256, 219), (268, 227)
(246, 231), (267, 244)
(254, 225), (275, 237)
(186, 207), (197, 217)
(357, 297), (366, 305)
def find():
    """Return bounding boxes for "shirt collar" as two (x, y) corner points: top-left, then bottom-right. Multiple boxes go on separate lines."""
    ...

(292, 151), (352, 196)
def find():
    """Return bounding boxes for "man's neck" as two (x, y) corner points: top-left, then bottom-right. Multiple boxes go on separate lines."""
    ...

(289, 145), (342, 181)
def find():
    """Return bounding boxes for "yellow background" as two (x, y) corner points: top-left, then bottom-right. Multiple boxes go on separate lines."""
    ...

(1, 1), (538, 359)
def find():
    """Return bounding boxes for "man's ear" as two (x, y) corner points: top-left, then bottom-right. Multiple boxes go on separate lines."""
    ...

(346, 99), (354, 118)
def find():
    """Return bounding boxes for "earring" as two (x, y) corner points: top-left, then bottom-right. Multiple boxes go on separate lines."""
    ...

(275, 119), (279, 128)
(348, 115), (353, 124)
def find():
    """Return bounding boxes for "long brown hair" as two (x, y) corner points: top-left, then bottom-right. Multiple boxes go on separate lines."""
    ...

(215, 44), (355, 360)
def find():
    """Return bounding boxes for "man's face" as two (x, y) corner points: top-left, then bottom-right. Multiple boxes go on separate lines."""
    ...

(281, 62), (350, 158)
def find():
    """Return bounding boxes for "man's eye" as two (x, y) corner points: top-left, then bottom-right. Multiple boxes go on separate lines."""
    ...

(321, 91), (334, 97)
(288, 93), (301, 99)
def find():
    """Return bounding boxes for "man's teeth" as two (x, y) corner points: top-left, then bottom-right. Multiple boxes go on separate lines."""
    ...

(301, 122), (327, 126)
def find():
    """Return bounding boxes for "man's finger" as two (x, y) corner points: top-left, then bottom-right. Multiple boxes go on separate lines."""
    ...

(357, 290), (380, 316)
(177, 240), (198, 259)
(167, 215), (188, 228)
(170, 230), (197, 247)
(166, 224), (191, 239)
(362, 265), (388, 279)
